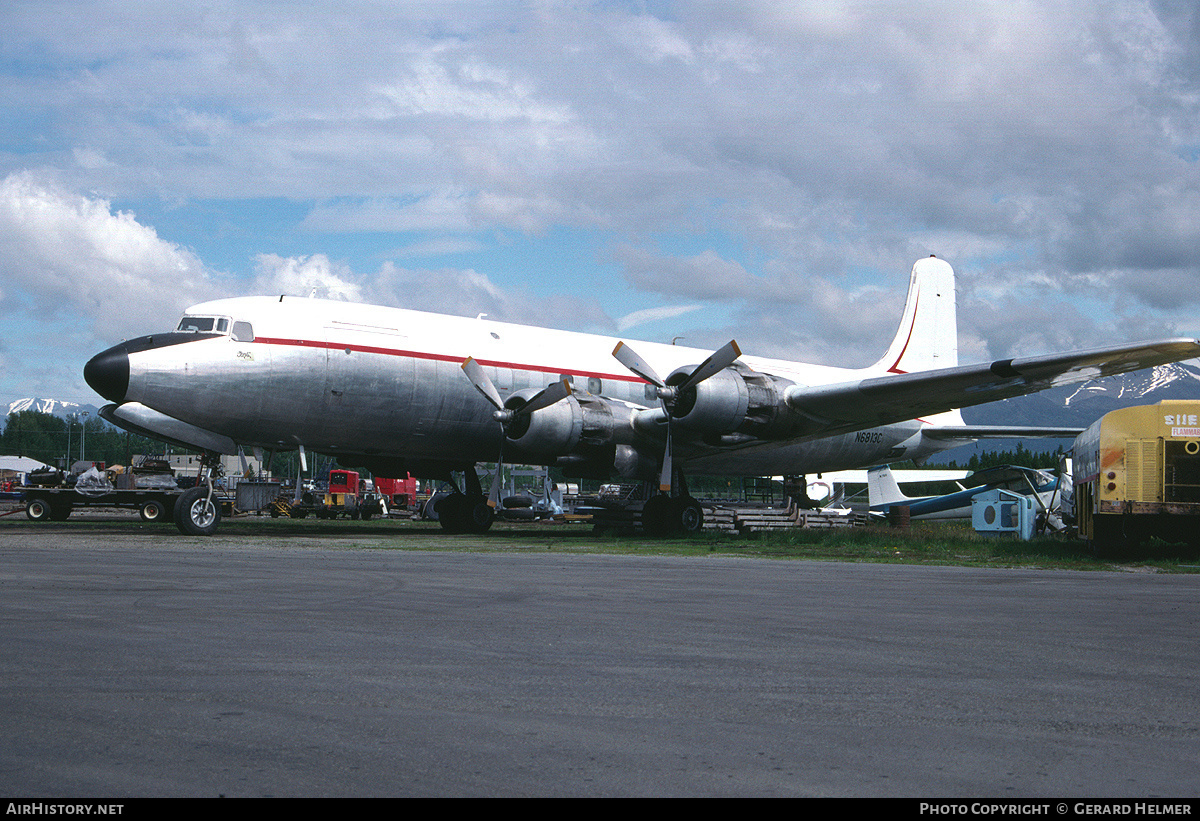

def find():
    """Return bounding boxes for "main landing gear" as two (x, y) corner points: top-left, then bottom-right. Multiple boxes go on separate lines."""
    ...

(641, 494), (705, 537)
(434, 467), (494, 534)
(640, 472), (704, 537)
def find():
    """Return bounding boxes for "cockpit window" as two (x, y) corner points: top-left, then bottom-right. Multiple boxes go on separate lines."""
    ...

(177, 315), (230, 334)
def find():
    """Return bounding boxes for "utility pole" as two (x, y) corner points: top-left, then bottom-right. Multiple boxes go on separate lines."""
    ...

(80, 411), (89, 465)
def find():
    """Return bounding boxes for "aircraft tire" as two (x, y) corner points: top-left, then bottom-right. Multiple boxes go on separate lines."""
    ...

(424, 491), (451, 521)
(641, 495), (674, 537)
(463, 497), (494, 534)
(674, 497), (704, 535)
(436, 493), (466, 533)
(25, 497), (51, 521)
(175, 486), (221, 536)
(436, 493), (494, 533)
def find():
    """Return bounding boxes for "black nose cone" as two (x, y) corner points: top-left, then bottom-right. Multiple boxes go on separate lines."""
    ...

(84, 344), (130, 403)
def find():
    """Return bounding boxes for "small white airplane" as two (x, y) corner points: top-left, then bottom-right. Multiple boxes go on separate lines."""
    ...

(800, 468), (971, 507)
(83, 256), (1200, 535)
(867, 463), (1060, 521)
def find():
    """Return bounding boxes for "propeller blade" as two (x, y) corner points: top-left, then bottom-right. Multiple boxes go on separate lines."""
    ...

(488, 463), (502, 508)
(462, 357), (504, 412)
(678, 340), (741, 392)
(514, 378), (572, 418)
(659, 421), (674, 494)
(612, 341), (666, 388)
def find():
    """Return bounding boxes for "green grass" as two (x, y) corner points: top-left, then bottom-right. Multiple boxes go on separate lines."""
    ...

(215, 516), (1200, 572)
(7, 512), (1199, 572)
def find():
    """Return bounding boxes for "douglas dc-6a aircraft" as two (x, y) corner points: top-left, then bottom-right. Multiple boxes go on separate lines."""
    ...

(84, 256), (1200, 536)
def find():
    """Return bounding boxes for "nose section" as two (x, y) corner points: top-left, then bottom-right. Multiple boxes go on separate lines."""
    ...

(84, 343), (130, 403)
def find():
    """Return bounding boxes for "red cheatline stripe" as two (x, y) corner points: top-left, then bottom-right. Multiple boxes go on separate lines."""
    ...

(253, 336), (644, 384)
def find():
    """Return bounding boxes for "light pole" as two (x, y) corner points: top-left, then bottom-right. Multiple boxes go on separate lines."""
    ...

(80, 411), (89, 466)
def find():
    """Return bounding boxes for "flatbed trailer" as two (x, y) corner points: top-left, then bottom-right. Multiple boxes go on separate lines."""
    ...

(19, 485), (230, 524)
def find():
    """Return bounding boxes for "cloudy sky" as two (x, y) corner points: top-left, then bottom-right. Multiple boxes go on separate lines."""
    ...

(3, 0), (1199, 405)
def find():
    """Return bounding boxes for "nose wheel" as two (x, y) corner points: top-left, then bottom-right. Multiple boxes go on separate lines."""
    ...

(174, 451), (224, 536)
(174, 485), (222, 536)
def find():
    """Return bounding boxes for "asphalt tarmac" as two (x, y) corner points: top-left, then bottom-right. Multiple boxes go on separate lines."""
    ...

(2, 518), (1198, 797)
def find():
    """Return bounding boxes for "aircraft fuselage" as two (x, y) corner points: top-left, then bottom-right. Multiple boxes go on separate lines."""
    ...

(84, 294), (952, 479)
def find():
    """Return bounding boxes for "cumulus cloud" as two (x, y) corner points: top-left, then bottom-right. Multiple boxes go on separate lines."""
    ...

(3, 0), (1200, 389)
(367, 261), (616, 332)
(0, 171), (221, 337)
(253, 253), (362, 301)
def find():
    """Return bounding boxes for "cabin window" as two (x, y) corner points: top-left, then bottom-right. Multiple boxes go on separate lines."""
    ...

(231, 321), (255, 342)
(588, 377), (602, 395)
(644, 383), (658, 402)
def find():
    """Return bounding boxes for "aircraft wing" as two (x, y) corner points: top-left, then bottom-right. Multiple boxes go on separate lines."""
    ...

(921, 425), (1083, 440)
(783, 338), (1200, 439)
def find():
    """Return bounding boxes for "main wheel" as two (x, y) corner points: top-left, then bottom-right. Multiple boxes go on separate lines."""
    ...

(674, 498), (705, 535)
(436, 493), (466, 532)
(436, 493), (494, 533)
(25, 497), (51, 521)
(174, 486), (221, 536)
(463, 497), (494, 534)
(138, 499), (169, 523)
(641, 495), (674, 537)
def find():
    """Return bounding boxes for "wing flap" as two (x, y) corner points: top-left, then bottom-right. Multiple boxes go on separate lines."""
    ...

(784, 338), (1200, 438)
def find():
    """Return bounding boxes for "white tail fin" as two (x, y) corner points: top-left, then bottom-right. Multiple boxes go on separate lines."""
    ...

(873, 256), (958, 374)
(867, 465), (911, 508)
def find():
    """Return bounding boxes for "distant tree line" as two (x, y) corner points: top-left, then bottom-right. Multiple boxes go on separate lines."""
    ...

(0, 410), (170, 469)
(928, 443), (1066, 472)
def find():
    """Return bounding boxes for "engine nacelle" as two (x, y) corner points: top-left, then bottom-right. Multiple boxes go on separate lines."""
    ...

(504, 391), (583, 456)
(664, 368), (749, 433)
(665, 364), (795, 439)
(505, 391), (639, 459)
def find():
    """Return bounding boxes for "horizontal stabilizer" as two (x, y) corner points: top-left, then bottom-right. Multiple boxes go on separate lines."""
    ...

(785, 338), (1200, 439)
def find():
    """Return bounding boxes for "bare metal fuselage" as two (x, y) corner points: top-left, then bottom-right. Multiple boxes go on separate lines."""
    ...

(104, 295), (948, 478)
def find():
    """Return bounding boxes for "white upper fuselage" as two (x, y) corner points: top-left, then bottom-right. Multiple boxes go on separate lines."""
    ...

(117, 293), (957, 476)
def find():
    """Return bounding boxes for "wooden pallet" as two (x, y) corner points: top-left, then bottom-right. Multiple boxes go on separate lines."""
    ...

(588, 500), (868, 534)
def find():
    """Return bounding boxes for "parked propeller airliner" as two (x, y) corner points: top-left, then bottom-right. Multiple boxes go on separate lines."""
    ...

(84, 256), (1200, 536)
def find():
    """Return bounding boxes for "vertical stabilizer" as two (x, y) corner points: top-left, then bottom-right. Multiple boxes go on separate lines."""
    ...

(867, 465), (911, 509)
(873, 256), (958, 374)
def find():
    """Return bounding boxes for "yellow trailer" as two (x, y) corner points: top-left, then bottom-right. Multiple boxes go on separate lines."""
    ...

(1072, 400), (1200, 552)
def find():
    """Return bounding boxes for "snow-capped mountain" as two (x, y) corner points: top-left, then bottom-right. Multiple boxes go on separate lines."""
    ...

(5, 398), (102, 419)
(940, 361), (1200, 462)
(963, 361), (1200, 429)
